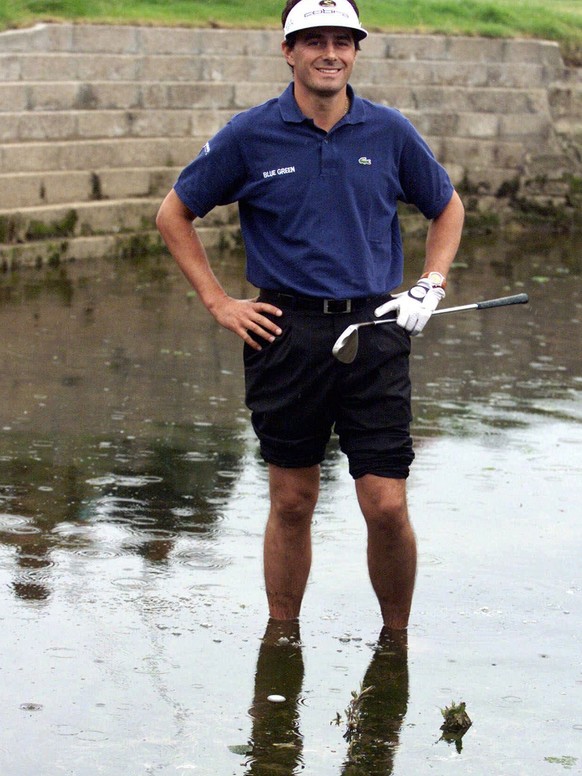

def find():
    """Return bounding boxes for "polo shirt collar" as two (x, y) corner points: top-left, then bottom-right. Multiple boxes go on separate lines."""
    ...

(279, 82), (366, 125)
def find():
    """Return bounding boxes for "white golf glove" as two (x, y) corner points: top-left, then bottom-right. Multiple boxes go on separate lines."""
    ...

(374, 279), (445, 336)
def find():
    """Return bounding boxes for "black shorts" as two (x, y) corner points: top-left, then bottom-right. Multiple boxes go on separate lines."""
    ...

(243, 296), (415, 480)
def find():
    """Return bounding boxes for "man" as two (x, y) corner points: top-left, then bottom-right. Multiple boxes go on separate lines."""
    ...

(156, 0), (464, 631)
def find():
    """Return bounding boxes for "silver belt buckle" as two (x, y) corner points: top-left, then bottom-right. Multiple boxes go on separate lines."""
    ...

(324, 299), (352, 314)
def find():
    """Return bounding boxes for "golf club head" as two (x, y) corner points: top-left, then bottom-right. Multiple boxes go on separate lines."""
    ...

(332, 325), (359, 364)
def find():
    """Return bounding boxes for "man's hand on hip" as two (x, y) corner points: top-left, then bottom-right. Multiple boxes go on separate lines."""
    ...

(210, 296), (283, 350)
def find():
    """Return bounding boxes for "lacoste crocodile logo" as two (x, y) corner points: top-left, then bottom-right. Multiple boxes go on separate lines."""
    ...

(358, 157), (372, 165)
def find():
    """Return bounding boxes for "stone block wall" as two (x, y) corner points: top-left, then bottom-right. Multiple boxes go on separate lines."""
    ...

(0, 24), (580, 269)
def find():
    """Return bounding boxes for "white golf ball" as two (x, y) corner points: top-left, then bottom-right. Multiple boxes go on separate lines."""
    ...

(267, 694), (286, 703)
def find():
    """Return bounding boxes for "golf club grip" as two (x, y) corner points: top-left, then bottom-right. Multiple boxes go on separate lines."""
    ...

(474, 293), (529, 310)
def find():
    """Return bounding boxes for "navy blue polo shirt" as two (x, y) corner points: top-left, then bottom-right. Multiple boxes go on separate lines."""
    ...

(174, 83), (453, 299)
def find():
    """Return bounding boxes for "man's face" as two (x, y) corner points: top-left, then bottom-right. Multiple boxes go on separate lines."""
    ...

(283, 27), (357, 98)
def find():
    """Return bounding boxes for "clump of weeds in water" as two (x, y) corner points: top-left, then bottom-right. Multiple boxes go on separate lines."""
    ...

(439, 700), (473, 753)
(331, 684), (375, 759)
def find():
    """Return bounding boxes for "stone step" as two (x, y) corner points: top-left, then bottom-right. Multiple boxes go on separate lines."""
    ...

(0, 80), (279, 112)
(0, 79), (551, 116)
(0, 24), (564, 68)
(0, 135), (541, 219)
(357, 84), (550, 115)
(0, 133), (553, 190)
(0, 108), (235, 142)
(0, 50), (552, 89)
(0, 224), (238, 271)
(0, 198), (238, 246)
(0, 105), (558, 145)
(0, 167), (180, 208)
(0, 132), (547, 199)
(0, 137), (200, 173)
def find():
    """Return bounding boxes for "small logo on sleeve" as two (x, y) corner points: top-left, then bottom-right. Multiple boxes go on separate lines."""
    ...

(358, 157), (372, 166)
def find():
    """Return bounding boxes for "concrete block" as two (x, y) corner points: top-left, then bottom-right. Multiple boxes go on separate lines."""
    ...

(0, 84), (28, 112)
(250, 57), (290, 82)
(191, 109), (241, 138)
(383, 34), (449, 62)
(524, 152), (575, 179)
(37, 137), (195, 171)
(485, 62), (545, 89)
(0, 231), (168, 269)
(20, 54), (77, 81)
(139, 55), (203, 83)
(456, 112), (500, 138)
(74, 54), (139, 81)
(23, 82), (111, 112)
(139, 26), (204, 56)
(71, 25), (141, 54)
(81, 198), (158, 233)
(446, 37), (505, 64)
(354, 84), (415, 109)
(0, 23), (73, 53)
(469, 88), (548, 115)
(59, 140), (125, 171)
(233, 82), (286, 109)
(503, 39), (563, 69)
(98, 168), (152, 199)
(554, 117), (582, 137)
(357, 34), (396, 60)
(242, 31), (287, 57)
(30, 82), (81, 111)
(410, 85), (546, 115)
(83, 82), (142, 110)
(2, 198), (157, 239)
(0, 174), (43, 208)
(141, 82), (236, 110)
(499, 112), (554, 140)
(0, 112), (75, 142)
(406, 110), (459, 137)
(74, 109), (192, 139)
(439, 137), (524, 170)
(0, 55), (21, 81)
(0, 169), (166, 207)
(549, 83), (582, 119)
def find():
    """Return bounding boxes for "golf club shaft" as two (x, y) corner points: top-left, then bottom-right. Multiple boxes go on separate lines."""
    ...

(374, 292), (529, 326)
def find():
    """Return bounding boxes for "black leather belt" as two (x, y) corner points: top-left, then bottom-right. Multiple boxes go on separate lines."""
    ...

(259, 289), (391, 314)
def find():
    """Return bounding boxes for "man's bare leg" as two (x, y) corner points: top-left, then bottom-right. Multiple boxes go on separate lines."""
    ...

(356, 474), (417, 630)
(263, 464), (320, 620)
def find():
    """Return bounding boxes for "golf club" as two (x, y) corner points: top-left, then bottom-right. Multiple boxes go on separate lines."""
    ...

(332, 292), (529, 364)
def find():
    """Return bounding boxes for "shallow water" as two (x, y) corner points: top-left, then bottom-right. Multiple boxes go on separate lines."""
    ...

(0, 232), (581, 775)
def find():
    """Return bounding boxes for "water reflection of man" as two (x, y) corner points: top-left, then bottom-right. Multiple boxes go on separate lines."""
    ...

(243, 623), (409, 774)
(157, 0), (464, 629)
(245, 620), (305, 775)
(340, 630), (409, 775)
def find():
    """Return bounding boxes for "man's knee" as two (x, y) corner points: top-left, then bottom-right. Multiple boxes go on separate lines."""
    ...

(269, 465), (319, 526)
(356, 475), (410, 532)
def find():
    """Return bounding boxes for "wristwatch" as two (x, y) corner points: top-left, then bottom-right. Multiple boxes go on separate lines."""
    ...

(420, 271), (447, 289)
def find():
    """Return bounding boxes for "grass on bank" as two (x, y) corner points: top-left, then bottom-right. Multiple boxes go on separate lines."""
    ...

(1, 0), (581, 62)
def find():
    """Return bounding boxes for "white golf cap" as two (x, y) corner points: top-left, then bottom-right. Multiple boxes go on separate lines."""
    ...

(284, 0), (368, 41)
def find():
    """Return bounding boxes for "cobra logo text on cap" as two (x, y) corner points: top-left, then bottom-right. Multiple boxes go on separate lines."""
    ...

(283, 0), (368, 41)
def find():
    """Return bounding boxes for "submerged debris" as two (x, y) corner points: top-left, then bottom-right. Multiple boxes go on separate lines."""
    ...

(439, 700), (473, 752)
(440, 700), (472, 733)
(331, 683), (375, 757)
